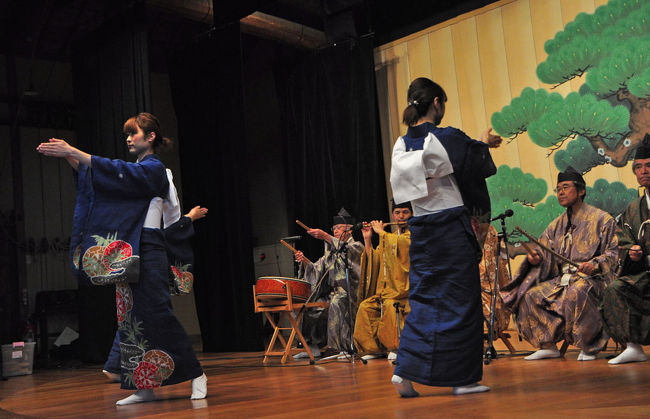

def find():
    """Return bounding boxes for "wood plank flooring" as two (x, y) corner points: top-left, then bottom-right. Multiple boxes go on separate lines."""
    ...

(2, 342), (650, 418)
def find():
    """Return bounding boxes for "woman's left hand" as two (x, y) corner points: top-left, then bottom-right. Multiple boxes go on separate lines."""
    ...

(186, 206), (208, 222)
(37, 138), (74, 157)
(480, 128), (502, 148)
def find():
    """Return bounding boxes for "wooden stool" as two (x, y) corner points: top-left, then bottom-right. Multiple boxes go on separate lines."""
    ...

(253, 285), (328, 364)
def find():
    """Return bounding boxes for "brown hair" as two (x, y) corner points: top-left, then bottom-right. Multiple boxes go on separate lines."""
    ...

(123, 112), (171, 151)
(402, 78), (447, 126)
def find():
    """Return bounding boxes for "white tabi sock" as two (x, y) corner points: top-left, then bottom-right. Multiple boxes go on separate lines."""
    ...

(310, 346), (321, 358)
(452, 382), (490, 395)
(293, 346), (321, 360)
(387, 351), (397, 361)
(391, 374), (419, 398)
(524, 348), (561, 360)
(102, 369), (120, 383)
(361, 353), (386, 360)
(577, 350), (597, 361)
(609, 343), (648, 365)
(191, 373), (208, 400)
(115, 389), (155, 406)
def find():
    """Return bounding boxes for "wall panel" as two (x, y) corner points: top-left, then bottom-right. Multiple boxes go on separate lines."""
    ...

(476, 8), (519, 169)
(451, 18), (487, 141)
(406, 35), (432, 81)
(427, 28), (462, 130)
(383, 43), (410, 138)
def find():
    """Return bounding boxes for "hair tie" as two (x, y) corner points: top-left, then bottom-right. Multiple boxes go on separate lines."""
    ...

(408, 99), (419, 106)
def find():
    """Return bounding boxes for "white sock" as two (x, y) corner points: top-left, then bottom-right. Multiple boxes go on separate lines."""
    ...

(609, 343), (647, 365)
(391, 374), (419, 397)
(524, 348), (561, 360)
(361, 353), (385, 360)
(191, 373), (208, 400)
(453, 382), (490, 395)
(293, 351), (310, 360)
(102, 369), (120, 383)
(116, 389), (154, 406)
(577, 350), (597, 361)
(387, 351), (397, 361)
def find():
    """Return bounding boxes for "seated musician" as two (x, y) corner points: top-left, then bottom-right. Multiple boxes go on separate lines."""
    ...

(473, 221), (512, 344)
(601, 134), (650, 364)
(501, 167), (618, 360)
(294, 208), (364, 357)
(354, 200), (412, 360)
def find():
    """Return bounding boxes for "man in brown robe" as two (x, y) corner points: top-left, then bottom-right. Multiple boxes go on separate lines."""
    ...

(501, 167), (618, 360)
(601, 134), (650, 364)
(477, 224), (512, 340)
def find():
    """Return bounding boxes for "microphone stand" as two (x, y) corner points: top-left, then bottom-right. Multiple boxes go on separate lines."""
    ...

(484, 215), (512, 365)
(318, 231), (367, 365)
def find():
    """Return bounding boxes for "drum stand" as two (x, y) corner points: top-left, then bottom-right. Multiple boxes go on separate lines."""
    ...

(253, 284), (328, 364)
(484, 217), (514, 365)
(318, 240), (367, 365)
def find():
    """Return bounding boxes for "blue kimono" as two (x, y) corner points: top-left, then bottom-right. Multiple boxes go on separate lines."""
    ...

(71, 154), (202, 390)
(390, 123), (495, 387)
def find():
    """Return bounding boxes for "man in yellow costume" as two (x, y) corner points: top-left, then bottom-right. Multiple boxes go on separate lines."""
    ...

(354, 201), (412, 360)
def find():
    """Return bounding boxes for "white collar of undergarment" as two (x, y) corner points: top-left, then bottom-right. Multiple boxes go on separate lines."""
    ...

(645, 189), (650, 209)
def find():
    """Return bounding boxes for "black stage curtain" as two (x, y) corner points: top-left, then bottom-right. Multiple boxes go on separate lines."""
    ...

(168, 24), (263, 352)
(71, 5), (151, 363)
(72, 7), (151, 161)
(279, 37), (389, 261)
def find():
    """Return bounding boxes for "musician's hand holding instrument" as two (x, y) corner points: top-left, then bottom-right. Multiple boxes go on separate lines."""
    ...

(515, 226), (598, 280)
(577, 261), (597, 275)
(518, 241), (542, 265)
(369, 220), (385, 235)
(629, 244), (643, 262)
(294, 250), (307, 264)
(361, 223), (373, 241)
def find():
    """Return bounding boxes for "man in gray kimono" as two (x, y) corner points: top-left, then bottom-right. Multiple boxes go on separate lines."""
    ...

(295, 208), (364, 356)
(601, 134), (650, 364)
(501, 167), (618, 361)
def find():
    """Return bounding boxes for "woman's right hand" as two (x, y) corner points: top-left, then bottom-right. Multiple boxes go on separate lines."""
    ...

(38, 138), (91, 168)
(36, 138), (74, 157)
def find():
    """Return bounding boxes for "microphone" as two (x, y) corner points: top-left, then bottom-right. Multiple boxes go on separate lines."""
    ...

(490, 209), (514, 222)
(280, 235), (302, 242)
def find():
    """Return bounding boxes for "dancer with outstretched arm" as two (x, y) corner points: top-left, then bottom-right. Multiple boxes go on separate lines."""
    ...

(389, 78), (501, 397)
(37, 112), (207, 405)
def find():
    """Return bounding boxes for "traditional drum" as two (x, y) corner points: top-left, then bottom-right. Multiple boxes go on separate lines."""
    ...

(256, 277), (311, 303)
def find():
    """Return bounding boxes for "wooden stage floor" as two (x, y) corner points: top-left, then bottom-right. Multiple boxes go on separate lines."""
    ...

(2, 342), (650, 418)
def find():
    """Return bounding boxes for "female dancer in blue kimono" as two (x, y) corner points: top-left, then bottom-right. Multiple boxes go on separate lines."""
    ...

(389, 78), (501, 397)
(37, 112), (207, 405)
